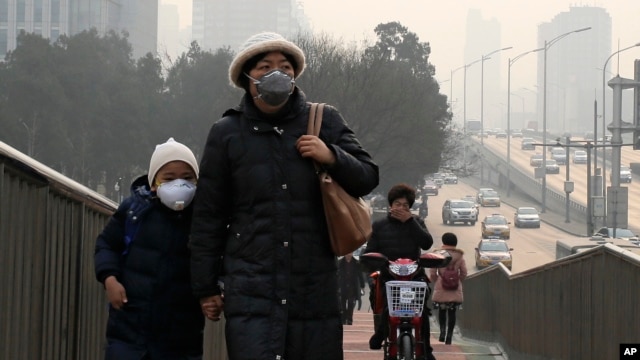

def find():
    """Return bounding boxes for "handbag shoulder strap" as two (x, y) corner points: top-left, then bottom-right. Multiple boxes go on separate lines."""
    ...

(307, 103), (326, 173)
(306, 102), (325, 136)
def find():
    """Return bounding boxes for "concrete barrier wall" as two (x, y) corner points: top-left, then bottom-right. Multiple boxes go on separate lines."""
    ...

(468, 140), (588, 222)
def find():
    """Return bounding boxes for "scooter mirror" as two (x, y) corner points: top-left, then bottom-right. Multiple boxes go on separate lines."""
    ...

(418, 250), (452, 268)
(359, 252), (389, 272)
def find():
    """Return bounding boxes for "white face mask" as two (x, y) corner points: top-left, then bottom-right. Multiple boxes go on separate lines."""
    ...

(156, 179), (196, 211)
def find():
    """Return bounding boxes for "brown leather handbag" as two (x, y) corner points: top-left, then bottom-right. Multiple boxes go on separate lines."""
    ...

(307, 102), (372, 256)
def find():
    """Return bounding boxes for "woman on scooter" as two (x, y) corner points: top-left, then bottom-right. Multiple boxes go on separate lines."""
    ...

(363, 183), (435, 360)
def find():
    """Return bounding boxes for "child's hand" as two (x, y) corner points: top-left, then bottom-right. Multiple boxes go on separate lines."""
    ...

(200, 295), (224, 321)
(104, 276), (128, 310)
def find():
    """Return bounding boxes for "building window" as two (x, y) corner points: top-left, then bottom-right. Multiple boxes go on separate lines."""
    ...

(0, 29), (7, 57)
(0, 0), (8, 22)
(34, 0), (43, 23)
(17, 0), (26, 23)
(51, 0), (60, 24)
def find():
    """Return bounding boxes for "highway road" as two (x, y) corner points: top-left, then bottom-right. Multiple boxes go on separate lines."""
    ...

(412, 181), (566, 275)
(480, 135), (640, 234)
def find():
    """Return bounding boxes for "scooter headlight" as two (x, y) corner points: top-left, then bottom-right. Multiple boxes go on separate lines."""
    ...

(389, 263), (418, 276)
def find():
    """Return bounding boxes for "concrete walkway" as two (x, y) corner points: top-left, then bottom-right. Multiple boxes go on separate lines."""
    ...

(343, 308), (507, 360)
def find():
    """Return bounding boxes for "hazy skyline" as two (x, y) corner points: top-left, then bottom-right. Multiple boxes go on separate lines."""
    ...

(161, 0), (640, 130)
(161, 1), (640, 84)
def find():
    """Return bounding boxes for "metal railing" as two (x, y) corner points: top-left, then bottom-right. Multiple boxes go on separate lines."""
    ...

(0, 142), (227, 360)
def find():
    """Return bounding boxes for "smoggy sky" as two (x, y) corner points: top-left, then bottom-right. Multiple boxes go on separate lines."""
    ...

(162, 0), (639, 87)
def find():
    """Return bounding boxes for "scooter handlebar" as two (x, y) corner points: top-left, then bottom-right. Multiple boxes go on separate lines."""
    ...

(419, 250), (452, 268)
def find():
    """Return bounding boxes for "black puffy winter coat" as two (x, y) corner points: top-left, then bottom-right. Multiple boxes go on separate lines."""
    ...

(94, 175), (204, 358)
(190, 89), (379, 360)
(364, 214), (434, 261)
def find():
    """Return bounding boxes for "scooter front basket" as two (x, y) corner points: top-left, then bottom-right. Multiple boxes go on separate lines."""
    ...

(385, 280), (427, 317)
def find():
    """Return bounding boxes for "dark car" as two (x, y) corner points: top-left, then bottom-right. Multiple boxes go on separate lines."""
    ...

(593, 227), (639, 242)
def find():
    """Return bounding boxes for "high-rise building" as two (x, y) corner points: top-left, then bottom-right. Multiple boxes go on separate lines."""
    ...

(536, 6), (611, 135)
(0, 0), (158, 60)
(463, 9), (504, 130)
(192, 0), (310, 53)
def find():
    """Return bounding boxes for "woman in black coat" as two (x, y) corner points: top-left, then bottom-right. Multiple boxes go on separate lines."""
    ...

(189, 32), (379, 360)
(337, 253), (366, 325)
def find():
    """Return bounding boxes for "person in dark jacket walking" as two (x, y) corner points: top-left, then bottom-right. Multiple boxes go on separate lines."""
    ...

(94, 138), (205, 360)
(364, 183), (435, 360)
(429, 232), (467, 345)
(337, 252), (366, 325)
(189, 32), (379, 360)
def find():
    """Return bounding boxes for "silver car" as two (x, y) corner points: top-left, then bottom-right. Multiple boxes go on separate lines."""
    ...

(573, 150), (587, 164)
(514, 207), (541, 228)
(442, 199), (478, 226)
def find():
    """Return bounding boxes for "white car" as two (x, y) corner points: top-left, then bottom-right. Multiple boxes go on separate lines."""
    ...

(542, 159), (560, 174)
(514, 207), (541, 228)
(573, 150), (587, 164)
(611, 165), (633, 183)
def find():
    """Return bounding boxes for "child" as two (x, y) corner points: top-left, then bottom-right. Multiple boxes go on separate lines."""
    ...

(429, 232), (467, 345)
(94, 138), (204, 359)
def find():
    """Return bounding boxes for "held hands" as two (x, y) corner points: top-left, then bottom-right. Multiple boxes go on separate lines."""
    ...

(200, 295), (224, 322)
(390, 207), (413, 223)
(104, 276), (128, 310)
(296, 135), (336, 166)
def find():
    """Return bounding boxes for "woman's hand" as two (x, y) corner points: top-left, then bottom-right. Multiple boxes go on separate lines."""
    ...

(296, 135), (336, 166)
(200, 295), (225, 321)
(389, 207), (413, 223)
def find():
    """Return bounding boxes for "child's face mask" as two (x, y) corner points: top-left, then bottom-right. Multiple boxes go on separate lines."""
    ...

(156, 179), (196, 211)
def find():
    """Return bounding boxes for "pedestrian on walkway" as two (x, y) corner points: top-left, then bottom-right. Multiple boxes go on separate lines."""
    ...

(338, 252), (366, 325)
(429, 232), (467, 345)
(189, 31), (379, 360)
(94, 138), (205, 359)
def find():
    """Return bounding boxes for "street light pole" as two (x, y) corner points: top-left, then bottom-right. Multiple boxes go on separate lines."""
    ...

(480, 46), (512, 184)
(507, 48), (543, 197)
(451, 65), (465, 124)
(600, 42), (640, 218)
(464, 59), (482, 131)
(541, 26), (591, 213)
(464, 59), (482, 176)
